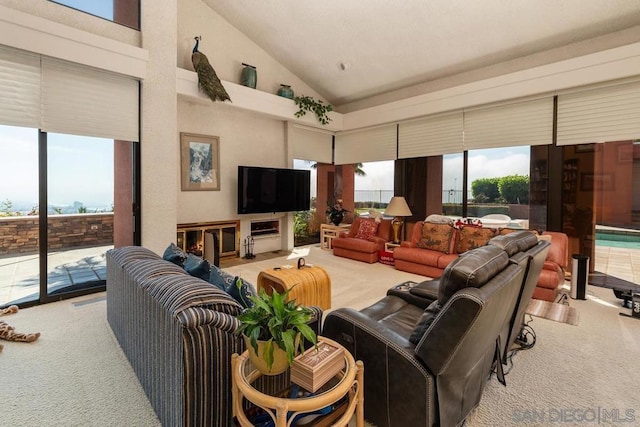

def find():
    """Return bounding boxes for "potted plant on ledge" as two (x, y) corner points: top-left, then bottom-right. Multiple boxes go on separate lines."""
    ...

(237, 287), (317, 375)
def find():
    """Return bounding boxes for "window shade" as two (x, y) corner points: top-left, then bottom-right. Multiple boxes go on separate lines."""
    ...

(398, 111), (463, 158)
(334, 124), (397, 165)
(463, 97), (553, 150)
(290, 124), (333, 163)
(0, 45), (40, 129)
(557, 80), (640, 146)
(42, 58), (139, 141)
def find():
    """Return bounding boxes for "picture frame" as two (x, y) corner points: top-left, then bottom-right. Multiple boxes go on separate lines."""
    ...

(180, 133), (220, 191)
(580, 172), (615, 191)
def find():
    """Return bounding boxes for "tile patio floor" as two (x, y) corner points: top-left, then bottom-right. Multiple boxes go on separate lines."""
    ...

(0, 245), (112, 306)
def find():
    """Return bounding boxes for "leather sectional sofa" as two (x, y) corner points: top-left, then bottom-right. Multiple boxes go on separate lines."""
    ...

(323, 231), (550, 427)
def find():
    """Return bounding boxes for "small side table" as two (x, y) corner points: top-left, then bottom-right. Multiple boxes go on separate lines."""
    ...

(384, 242), (401, 252)
(320, 224), (351, 250)
(232, 337), (364, 427)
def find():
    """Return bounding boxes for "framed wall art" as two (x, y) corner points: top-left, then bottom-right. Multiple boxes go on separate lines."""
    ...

(180, 133), (220, 191)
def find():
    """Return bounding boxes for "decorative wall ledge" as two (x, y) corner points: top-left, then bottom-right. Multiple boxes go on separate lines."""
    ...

(176, 68), (343, 132)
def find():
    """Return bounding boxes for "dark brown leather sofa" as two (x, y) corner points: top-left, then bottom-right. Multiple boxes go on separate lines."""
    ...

(322, 231), (549, 427)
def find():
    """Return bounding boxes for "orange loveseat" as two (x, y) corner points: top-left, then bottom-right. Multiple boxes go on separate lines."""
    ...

(331, 217), (392, 263)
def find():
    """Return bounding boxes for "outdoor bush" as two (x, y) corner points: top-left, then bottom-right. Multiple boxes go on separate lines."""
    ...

(471, 178), (500, 202)
(498, 175), (529, 204)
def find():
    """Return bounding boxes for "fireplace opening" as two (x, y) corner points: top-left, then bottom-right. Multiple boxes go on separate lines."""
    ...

(251, 219), (280, 237)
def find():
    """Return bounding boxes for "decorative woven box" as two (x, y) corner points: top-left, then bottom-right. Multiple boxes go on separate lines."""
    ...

(291, 340), (345, 392)
(378, 250), (394, 265)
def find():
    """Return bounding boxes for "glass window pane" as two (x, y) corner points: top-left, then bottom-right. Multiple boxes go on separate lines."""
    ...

(50, 0), (139, 30)
(467, 146), (530, 227)
(0, 125), (39, 306)
(443, 153), (463, 217)
(354, 160), (394, 213)
(46, 133), (114, 295)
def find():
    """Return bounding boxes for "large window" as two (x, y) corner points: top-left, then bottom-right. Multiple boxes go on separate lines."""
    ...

(442, 147), (531, 226)
(354, 160), (394, 212)
(442, 153), (464, 217)
(50, 0), (139, 30)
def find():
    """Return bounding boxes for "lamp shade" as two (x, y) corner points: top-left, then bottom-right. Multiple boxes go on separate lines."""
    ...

(384, 196), (412, 217)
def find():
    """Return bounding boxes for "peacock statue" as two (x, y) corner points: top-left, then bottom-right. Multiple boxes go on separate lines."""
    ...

(191, 36), (231, 103)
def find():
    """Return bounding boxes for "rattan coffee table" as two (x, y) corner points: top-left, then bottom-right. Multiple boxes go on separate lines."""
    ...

(257, 265), (331, 309)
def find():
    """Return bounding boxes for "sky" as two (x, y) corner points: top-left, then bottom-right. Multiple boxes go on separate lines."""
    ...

(51, 0), (114, 20)
(0, 125), (114, 210)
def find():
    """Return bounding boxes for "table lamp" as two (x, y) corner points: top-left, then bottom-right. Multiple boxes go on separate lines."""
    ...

(384, 196), (412, 244)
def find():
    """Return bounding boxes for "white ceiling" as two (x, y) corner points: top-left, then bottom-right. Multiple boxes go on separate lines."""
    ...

(204, 1), (640, 109)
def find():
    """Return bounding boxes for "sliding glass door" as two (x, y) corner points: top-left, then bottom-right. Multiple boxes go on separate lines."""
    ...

(45, 132), (116, 298)
(0, 126), (138, 308)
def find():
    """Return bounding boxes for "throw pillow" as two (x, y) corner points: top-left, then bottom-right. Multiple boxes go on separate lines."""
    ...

(163, 243), (187, 267)
(417, 223), (455, 254)
(227, 276), (256, 308)
(207, 265), (228, 291)
(409, 300), (441, 345)
(456, 226), (496, 253)
(354, 219), (378, 240)
(184, 254), (211, 281)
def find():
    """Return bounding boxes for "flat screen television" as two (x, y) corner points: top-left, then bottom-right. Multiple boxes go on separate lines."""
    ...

(237, 166), (311, 214)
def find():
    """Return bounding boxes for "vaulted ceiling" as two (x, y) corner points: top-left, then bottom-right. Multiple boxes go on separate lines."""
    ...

(204, 1), (640, 111)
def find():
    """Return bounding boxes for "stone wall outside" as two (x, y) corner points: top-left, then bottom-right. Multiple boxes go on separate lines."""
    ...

(0, 213), (114, 256)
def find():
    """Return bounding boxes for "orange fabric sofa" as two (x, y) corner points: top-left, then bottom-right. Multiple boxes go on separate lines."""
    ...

(393, 221), (497, 277)
(394, 221), (569, 302)
(331, 217), (392, 263)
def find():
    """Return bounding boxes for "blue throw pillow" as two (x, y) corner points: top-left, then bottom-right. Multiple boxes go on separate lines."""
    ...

(163, 243), (187, 267)
(227, 276), (255, 308)
(184, 254), (211, 281)
(207, 265), (228, 292)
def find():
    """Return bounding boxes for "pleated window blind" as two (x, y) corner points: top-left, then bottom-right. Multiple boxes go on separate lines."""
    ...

(398, 111), (463, 158)
(463, 97), (553, 150)
(42, 58), (139, 141)
(290, 124), (333, 163)
(0, 46), (139, 142)
(557, 80), (640, 146)
(334, 124), (397, 165)
(0, 46), (40, 129)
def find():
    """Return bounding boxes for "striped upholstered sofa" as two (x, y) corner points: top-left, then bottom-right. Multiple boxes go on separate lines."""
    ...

(106, 246), (322, 427)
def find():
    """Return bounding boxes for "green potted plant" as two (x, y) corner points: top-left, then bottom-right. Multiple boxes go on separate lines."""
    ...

(294, 95), (333, 125)
(237, 287), (317, 375)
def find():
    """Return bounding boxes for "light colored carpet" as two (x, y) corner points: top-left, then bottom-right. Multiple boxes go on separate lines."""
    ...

(2, 245), (639, 426)
(525, 298), (580, 326)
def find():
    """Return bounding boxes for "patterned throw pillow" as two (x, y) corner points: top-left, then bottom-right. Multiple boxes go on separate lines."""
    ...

(456, 226), (496, 253)
(417, 223), (455, 254)
(354, 219), (378, 240)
